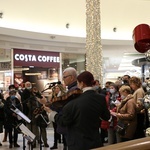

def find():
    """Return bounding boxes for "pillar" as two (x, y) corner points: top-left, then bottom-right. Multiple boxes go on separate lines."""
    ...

(86, 0), (103, 84)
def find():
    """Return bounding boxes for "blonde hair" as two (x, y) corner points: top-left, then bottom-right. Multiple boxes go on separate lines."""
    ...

(52, 84), (66, 98)
(129, 76), (142, 88)
(119, 85), (131, 94)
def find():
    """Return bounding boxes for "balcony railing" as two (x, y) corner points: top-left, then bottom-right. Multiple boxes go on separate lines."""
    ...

(93, 137), (150, 150)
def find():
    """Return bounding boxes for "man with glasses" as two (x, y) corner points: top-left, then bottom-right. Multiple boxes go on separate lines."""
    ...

(63, 67), (78, 92)
(50, 67), (78, 150)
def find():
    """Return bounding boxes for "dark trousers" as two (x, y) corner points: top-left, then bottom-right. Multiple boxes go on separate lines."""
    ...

(53, 122), (61, 145)
(134, 113), (145, 139)
(8, 127), (18, 144)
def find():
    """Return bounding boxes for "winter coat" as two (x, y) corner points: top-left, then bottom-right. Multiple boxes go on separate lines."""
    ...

(55, 90), (110, 150)
(4, 96), (22, 129)
(117, 94), (137, 139)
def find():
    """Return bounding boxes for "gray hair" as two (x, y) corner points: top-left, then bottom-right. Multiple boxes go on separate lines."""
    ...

(25, 81), (32, 88)
(63, 67), (77, 78)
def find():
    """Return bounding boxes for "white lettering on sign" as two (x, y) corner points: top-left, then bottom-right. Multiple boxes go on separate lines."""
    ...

(15, 54), (37, 62)
(37, 55), (59, 62)
(14, 54), (60, 63)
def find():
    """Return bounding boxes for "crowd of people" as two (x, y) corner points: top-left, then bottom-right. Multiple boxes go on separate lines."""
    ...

(0, 67), (149, 150)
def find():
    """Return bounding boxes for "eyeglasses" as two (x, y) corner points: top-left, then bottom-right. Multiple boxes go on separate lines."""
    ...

(63, 75), (72, 79)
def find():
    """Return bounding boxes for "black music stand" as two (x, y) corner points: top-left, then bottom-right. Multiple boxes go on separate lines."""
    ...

(10, 105), (35, 150)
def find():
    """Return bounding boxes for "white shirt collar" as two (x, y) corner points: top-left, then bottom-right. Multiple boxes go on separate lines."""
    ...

(82, 87), (93, 93)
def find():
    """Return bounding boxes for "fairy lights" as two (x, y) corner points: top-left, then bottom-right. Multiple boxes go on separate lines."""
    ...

(86, 0), (103, 84)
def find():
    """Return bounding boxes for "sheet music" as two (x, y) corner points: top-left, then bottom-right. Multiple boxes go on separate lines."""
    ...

(19, 123), (35, 142)
(10, 105), (31, 123)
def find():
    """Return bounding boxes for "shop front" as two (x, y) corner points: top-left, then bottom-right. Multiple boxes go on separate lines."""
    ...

(13, 48), (60, 94)
(0, 48), (85, 94)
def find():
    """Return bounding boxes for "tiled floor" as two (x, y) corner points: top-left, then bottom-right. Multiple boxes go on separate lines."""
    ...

(0, 127), (64, 150)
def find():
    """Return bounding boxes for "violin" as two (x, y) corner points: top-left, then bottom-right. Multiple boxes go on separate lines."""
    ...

(49, 88), (82, 111)
(33, 89), (82, 114)
(50, 89), (82, 103)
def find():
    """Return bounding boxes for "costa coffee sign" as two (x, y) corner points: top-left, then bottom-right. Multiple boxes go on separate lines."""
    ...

(13, 49), (60, 68)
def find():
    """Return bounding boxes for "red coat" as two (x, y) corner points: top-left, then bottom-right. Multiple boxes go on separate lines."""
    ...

(101, 92), (121, 129)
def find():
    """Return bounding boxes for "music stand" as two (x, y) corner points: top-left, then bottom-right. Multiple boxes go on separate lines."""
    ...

(10, 104), (35, 150)
(10, 104), (31, 123)
(35, 113), (50, 150)
(16, 123), (35, 142)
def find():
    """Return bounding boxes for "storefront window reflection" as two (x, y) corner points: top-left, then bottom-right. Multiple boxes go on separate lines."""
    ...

(61, 53), (85, 74)
(0, 49), (11, 91)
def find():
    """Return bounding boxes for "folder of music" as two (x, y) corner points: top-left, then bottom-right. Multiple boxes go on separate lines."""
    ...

(10, 104), (31, 123)
(17, 123), (35, 142)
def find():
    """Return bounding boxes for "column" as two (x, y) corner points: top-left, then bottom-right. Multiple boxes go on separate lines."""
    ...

(86, 0), (103, 84)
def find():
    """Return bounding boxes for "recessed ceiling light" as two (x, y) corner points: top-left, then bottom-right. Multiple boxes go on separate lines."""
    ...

(0, 12), (3, 19)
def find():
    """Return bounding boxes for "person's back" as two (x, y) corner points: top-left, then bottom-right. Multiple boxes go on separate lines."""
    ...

(55, 71), (110, 150)
(65, 91), (110, 147)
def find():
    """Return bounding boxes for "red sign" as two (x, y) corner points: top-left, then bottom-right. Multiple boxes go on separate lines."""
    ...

(13, 49), (60, 68)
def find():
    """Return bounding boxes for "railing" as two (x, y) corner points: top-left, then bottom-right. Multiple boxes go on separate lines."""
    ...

(93, 137), (150, 150)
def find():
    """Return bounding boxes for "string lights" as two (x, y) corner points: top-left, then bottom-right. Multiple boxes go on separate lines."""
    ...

(86, 0), (103, 83)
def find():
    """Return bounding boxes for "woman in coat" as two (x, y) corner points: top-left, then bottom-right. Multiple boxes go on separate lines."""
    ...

(129, 76), (146, 139)
(111, 85), (137, 141)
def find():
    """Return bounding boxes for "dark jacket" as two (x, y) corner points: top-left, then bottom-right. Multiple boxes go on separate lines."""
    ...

(21, 88), (32, 115)
(55, 90), (110, 150)
(0, 98), (5, 133)
(4, 96), (22, 129)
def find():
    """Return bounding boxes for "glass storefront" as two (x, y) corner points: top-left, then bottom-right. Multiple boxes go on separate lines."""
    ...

(0, 49), (85, 93)
(0, 49), (11, 91)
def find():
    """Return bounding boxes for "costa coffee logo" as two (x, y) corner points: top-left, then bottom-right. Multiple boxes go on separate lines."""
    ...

(14, 54), (60, 63)
(13, 49), (60, 67)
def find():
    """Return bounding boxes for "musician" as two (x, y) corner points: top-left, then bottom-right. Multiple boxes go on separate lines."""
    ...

(4, 90), (22, 148)
(39, 67), (78, 150)
(21, 81), (33, 115)
(3, 84), (22, 143)
(63, 67), (78, 91)
(25, 86), (49, 148)
(50, 84), (66, 150)
(44, 71), (110, 150)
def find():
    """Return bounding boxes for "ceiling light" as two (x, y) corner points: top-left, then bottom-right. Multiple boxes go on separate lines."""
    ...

(25, 73), (41, 76)
(0, 12), (3, 18)
(14, 68), (29, 71)
(66, 23), (70, 29)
